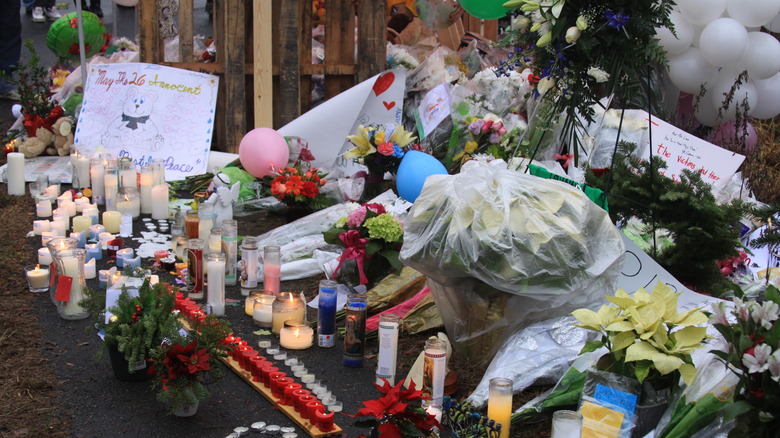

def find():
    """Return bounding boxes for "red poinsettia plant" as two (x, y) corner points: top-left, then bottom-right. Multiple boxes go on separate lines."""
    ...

(352, 378), (440, 438)
(270, 164), (330, 209)
(149, 314), (231, 414)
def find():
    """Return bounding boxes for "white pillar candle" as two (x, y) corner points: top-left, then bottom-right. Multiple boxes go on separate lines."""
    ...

(151, 184), (169, 220)
(89, 224), (105, 241)
(72, 215), (92, 234)
(82, 206), (99, 225)
(51, 219), (68, 237)
(104, 171), (118, 211)
(38, 247), (52, 266)
(207, 254), (226, 316)
(84, 258), (96, 279)
(140, 167), (154, 215)
(376, 314), (400, 385)
(6, 152), (25, 196)
(61, 200), (76, 217)
(487, 378), (513, 438)
(74, 197), (90, 213)
(33, 220), (50, 235)
(99, 232), (114, 250)
(279, 321), (314, 350)
(551, 410), (583, 438)
(36, 199), (52, 218)
(41, 231), (55, 246)
(90, 160), (105, 204)
(102, 211), (121, 234)
(44, 184), (59, 197)
(57, 191), (72, 202)
(52, 212), (69, 232)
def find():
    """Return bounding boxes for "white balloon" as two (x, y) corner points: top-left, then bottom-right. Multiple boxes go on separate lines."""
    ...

(679, 0), (728, 25)
(691, 25), (704, 47)
(699, 18), (749, 66)
(656, 11), (695, 55)
(710, 69), (758, 121)
(694, 86), (720, 126)
(11, 104), (22, 119)
(667, 48), (718, 94)
(744, 32), (780, 79)
(766, 13), (780, 32)
(726, 0), (780, 27)
(751, 72), (780, 118)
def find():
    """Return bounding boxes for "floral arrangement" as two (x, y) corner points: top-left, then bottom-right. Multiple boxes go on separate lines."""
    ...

(387, 45), (420, 70)
(270, 165), (329, 209)
(345, 124), (418, 176)
(450, 113), (512, 171)
(709, 287), (780, 436)
(149, 314), (232, 414)
(323, 203), (404, 286)
(572, 283), (709, 387)
(498, 0), (674, 164)
(352, 378), (439, 438)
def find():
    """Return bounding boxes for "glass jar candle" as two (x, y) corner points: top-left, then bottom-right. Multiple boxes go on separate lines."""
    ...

(206, 253), (226, 316)
(253, 294), (276, 327)
(103, 164), (119, 212)
(222, 219), (238, 286)
(271, 292), (305, 335)
(186, 238), (204, 300)
(280, 320), (314, 350)
(423, 338), (447, 407)
(263, 245), (281, 296)
(117, 157), (137, 188)
(139, 165), (154, 215)
(240, 236), (259, 295)
(376, 313), (400, 385)
(487, 377), (514, 438)
(115, 186), (141, 219)
(343, 294), (367, 367)
(185, 210), (199, 239)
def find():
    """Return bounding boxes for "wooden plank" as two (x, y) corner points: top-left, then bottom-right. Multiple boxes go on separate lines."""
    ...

(137, 0), (159, 62)
(278, 0), (300, 126)
(482, 19), (498, 41)
(222, 0), (246, 153)
(254, 0), (274, 128)
(298, 0), (313, 113)
(357, 0), (385, 83)
(178, 0), (194, 62)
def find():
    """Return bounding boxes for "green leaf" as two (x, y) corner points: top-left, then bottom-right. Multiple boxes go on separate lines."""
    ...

(398, 420), (427, 436)
(322, 228), (346, 245)
(722, 400), (753, 423)
(365, 240), (382, 255)
(634, 360), (652, 383)
(579, 340), (604, 355)
(766, 285), (780, 305)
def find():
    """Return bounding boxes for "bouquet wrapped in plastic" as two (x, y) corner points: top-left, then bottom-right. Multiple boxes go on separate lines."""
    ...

(400, 160), (625, 362)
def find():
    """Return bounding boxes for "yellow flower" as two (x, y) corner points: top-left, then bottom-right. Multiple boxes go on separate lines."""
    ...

(464, 141), (478, 153)
(344, 125), (377, 160)
(388, 125), (417, 148)
(374, 131), (386, 144)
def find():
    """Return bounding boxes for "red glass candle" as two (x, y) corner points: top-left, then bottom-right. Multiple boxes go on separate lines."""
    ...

(240, 349), (259, 370)
(315, 409), (335, 431)
(268, 371), (287, 394)
(232, 341), (248, 360)
(293, 391), (312, 412)
(261, 365), (279, 386)
(282, 383), (303, 406)
(249, 356), (266, 382)
(304, 401), (324, 421)
(234, 345), (250, 362)
(272, 377), (294, 399)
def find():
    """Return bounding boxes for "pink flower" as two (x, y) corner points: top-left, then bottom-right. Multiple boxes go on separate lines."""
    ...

(377, 142), (395, 156)
(347, 207), (367, 228)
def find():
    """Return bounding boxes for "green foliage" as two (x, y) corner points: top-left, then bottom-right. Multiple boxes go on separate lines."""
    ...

(586, 142), (747, 293)
(1, 40), (56, 119)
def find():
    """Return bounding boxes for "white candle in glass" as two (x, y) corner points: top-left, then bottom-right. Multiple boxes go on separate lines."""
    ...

(102, 211), (121, 234)
(279, 321), (314, 350)
(59, 254), (85, 318)
(38, 247), (52, 266)
(151, 184), (169, 220)
(76, 154), (90, 189)
(252, 294), (276, 327)
(551, 410), (583, 438)
(36, 199), (52, 218)
(90, 160), (105, 204)
(26, 265), (49, 288)
(6, 152), (24, 196)
(140, 166), (153, 215)
(84, 258), (96, 279)
(207, 253), (226, 316)
(104, 171), (118, 212)
(33, 220), (50, 235)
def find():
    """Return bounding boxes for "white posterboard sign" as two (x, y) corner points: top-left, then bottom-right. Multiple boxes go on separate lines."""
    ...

(641, 116), (744, 191)
(74, 63), (219, 181)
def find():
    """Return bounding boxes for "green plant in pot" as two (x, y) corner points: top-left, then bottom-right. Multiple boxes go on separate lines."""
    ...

(572, 282), (709, 436)
(86, 279), (178, 381)
(149, 314), (231, 416)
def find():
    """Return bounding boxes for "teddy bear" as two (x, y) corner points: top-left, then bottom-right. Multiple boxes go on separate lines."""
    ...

(51, 117), (74, 156)
(18, 126), (54, 158)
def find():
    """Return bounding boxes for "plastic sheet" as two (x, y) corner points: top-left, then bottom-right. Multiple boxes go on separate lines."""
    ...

(466, 316), (589, 407)
(579, 370), (640, 438)
(400, 160), (625, 362)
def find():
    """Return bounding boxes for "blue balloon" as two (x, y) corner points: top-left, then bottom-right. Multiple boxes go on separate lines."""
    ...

(396, 150), (447, 202)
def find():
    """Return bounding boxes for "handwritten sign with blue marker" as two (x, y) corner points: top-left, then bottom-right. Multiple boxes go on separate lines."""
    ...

(74, 63), (219, 181)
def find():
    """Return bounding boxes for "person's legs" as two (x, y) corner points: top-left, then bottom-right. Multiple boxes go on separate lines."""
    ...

(0, 0), (22, 96)
(90, 0), (103, 17)
(33, 0), (59, 21)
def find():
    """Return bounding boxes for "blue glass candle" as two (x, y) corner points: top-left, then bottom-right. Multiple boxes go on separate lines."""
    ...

(343, 293), (367, 367)
(317, 279), (338, 348)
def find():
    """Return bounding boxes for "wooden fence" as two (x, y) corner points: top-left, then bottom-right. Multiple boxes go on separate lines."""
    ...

(137, 0), (386, 153)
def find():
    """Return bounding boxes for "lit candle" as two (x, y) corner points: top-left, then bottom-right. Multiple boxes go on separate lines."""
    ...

(58, 249), (87, 320)
(36, 199), (52, 218)
(487, 378), (513, 438)
(207, 253), (226, 316)
(84, 258), (96, 279)
(151, 184), (169, 220)
(61, 200), (76, 217)
(253, 294), (276, 327)
(103, 211), (121, 233)
(72, 215), (92, 234)
(115, 248), (134, 268)
(85, 243), (102, 261)
(41, 231), (55, 246)
(140, 165), (154, 215)
(33, 220), (51, 235)
(89, 224), (105, 241)
(115, 188), (140, 218)
(69, 231), (87, 248)
(98, 232), (114, 250)
(25, 264), (50, 292)
(376, 313), (400, 385)
(6, 152), (24, 196)
(271, 292), (305, 335)
(38, 247), (52, 266)
(280, 320), (314, 350)
(90, 159), (105, 204)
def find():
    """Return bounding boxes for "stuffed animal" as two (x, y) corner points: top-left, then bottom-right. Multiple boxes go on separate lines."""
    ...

(18, 127), (55, 158)
(51, 117), (74, 156)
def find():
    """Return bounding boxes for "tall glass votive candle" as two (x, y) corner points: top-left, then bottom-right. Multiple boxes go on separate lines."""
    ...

(115, 187), (140, 219)
(186, 238), (204, 300)
(263, 245), (281, 295)
(90, 158), (105, 204)
(317, 279), (338, 348)
(280, 320), (313, 350)
(140, 165), (154, 215)
(487, 377), (513, 438)
(343, 293), (367, 367)
(376, 313), (400, 385)
(423, 338), (447, 407)
(185, 210), (199, 239)
(104, 164), (118, 211)
(253, 294), (276, 327)
(222, 219), (238, 286)
(207, 253), (226, 316)
(271, 292), (305, 335)
(551, 410), (583, 438)
(240, 236), (259, 295)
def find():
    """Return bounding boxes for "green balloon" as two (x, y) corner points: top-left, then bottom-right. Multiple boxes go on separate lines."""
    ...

(46, 11), (108, 60)
(459, 0), (509, 20)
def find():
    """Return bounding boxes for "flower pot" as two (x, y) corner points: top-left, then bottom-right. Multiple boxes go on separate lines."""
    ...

(172, 386), (200, 417)
(285, 204), (313, 223)
(632, 384), (672, 438)
(106, 342), (151, 382)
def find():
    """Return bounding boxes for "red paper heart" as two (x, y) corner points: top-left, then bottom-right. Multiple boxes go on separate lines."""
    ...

(383, 101), (396, 110)
(372, 72), (395, 96)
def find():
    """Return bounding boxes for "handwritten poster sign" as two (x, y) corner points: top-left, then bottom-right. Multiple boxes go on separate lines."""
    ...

(74, 63), (219, 181)
(641, 117), (744, 191)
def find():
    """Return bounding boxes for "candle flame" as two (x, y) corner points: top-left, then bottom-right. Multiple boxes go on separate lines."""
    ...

(36, 264), (40, 269)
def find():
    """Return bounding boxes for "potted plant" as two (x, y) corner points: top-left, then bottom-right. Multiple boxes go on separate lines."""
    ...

(572, 282), (709, 437)
(323, 202), (404, 288)
(352, 378), (439, 438)
(149, 314), (231, 416)
(85, 279), (178, 381)
(269, 164), (331, 222)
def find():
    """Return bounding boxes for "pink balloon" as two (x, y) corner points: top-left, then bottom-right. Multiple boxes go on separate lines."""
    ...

(710, 120), (757, 154)
(238, 128), (290, 178)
